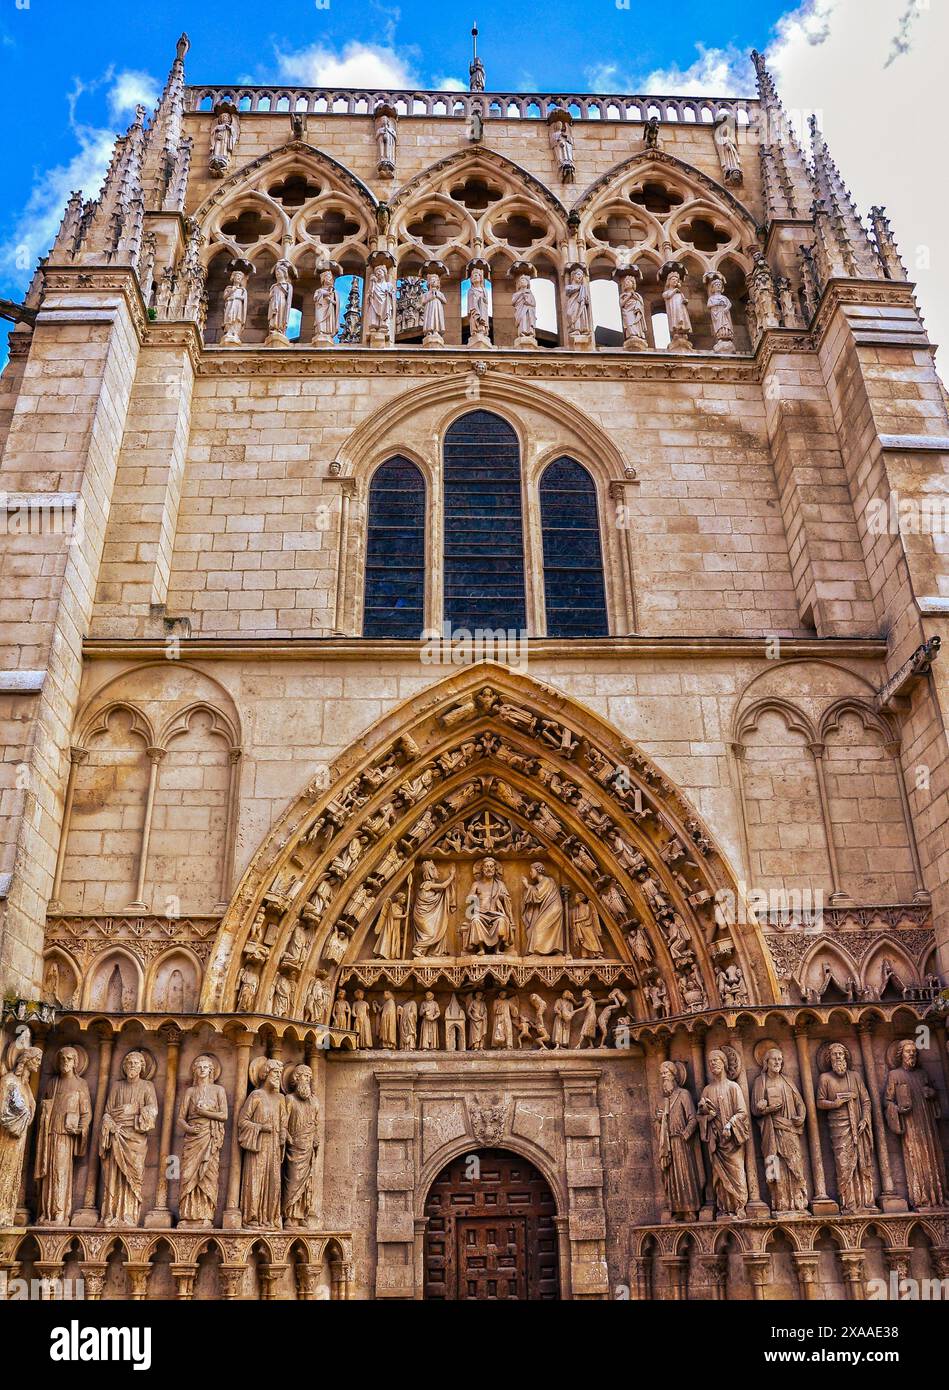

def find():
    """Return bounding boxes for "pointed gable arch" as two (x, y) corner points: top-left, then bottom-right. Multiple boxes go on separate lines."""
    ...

(203, 664), (780, 1020)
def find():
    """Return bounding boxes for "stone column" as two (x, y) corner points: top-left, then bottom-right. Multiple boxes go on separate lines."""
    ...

(146, 1024), (182, 1226)
(840, 1250), (866, 1300)
(48, 747), (88, 912)
(856, 1019), (905, 1212)
(608, 479), (640, 633)
(171, 1264), (197, 1299)
(745, 1252), (771, 1299)
(807, 740), (849, 904)
(660, 1253), (688, 1299)
(129, 746), (166, 910)
(333, 477), (359, 634)
(217, 748), (242, 910)
(700, 1252), (728, 1299)
(73, 1025), (114, 1225)
(793, 1022), (838, 1215)
(884, 739), (930, 902)
(792, 1252), (820, 1300)
(223, 1029), (253, 1228)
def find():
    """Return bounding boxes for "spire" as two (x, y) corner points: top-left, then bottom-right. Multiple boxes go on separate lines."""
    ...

(809, 115), (881, 279)
(79, 105), (148, 263)
(142, 33), (190, 210)
(339, 277), (363, 343)
(869, 206), (909, 282)
(750, 49), (809, 218)
(469, 22), (485, 93)
(49, 190), (84, 262)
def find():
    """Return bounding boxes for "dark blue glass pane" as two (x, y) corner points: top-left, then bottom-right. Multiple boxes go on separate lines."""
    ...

(443, 410), (527, 632)
(363, 456), (426, 638)
(540, 457), (609, 637)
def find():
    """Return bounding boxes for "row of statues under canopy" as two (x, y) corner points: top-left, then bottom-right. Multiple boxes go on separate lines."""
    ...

(217, 254), (740, 351)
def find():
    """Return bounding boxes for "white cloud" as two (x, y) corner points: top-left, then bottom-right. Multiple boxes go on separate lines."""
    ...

(764, 0), (949, 375)
(431, 75), (468, 92)
(274, 40), (421, 90)
(586, 43), (749, 97)
(107, 69), (160, 121)
(0, 68), (158, 287)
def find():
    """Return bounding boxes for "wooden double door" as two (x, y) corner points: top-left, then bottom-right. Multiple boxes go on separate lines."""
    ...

(423, 1149), (560, 1300)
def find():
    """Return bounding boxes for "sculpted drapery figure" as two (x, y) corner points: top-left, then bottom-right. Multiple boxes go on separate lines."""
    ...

(238, 1058), (287, 1228)
(366, 263), (396, 344)
(351, 989), (373, 1048)
(549, 117), (575, 177)
(419, 992), (441, 1050)
(398, 996), (418, 1050)
(266, 258), (296, 343)
(618, 271), (648, 350)
(884, 1040), (945, 1209)
(466, 991), (488, 1050)
(311, 270), (340, 346)
(565, 266), (593, 345)
(463, 858), (515, 954)
(99, 1051), (158, 1227)
(491, 991), (519, 1050)
(697, 1049), (750, 1218)
(751, 1047), (808, 1214)
(283, 1065), (320, 1228)
(34, 1045), (91, 1225)
(467, 266), (491, 346)
(221, 269), (248, 346)
(422, 272), (447, 345)
(375, 891), (408, 958)
(412, 861), (456, 956)
(704, 271), (735, 353)
(209, 110), (237, 172)
(374, 109), (397, 170)
(177, 1054), (228, 1227)
(571, 893), (604, 958)
(662, 267), (693, 349)
(522, 863), (565, 954)
(512, 273), (538, 346)
(655, 1060), (703, 1220)
(816, 1042), (875, 1213)
(0, 1035), (43, 1226)
(376, 990), (399, 1049)
(552, 990), (577, 1048)
(714, 114), (743, 184)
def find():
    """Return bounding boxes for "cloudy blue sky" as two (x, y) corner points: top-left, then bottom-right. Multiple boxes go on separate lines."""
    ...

(1, 0), (946, 367)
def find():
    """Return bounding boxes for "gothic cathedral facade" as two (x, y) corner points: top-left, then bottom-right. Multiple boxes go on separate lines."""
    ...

(1, 35), (948, 1302)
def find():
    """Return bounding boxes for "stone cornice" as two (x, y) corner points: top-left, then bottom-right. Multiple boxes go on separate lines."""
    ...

(81, 636), (890, 662)
(38, 262), (149, 342)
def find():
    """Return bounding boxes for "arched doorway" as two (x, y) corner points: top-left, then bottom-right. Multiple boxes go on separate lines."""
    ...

(423, 1148), (560, 1300)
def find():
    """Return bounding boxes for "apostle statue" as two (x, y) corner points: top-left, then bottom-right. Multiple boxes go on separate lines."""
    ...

(462, 857), (515, 954)
(548, 116), (575, 178)
(751, 1046), (808, 1214)
(467, 264), (491, 347)
(209, 109), (237, 174)
(374, 891), (408, 959)
(351, 989), (373, 1049)
(655, 1060), (703, 1220)
(422, 271), (447, 346)
(522, 862), (565, 955)
(412, 860), (456, 956)
(34, 1045), (91, 1226)
(177, 1053), (228, 1227)
(491, 992), (519, 1050)
(512, 273), (538, 347)
(551, 990), (577, 1048)
(302, 972), (330, 1024)
(419, 992), (441, 1050)
(884, 1040), (946, 1209)
(266, 257), (296, 345)
(99, 1050), (159, 1227)
(366, 263), (396, 345)
(374, 107), (397, 171)
(465, 991), (488, 1050)
(618, 270), (648, 350)
(697, 1049), (750, 1218)
(571, 893), (604, 958)
(704, 270), (735, 354)
(714, 114), (743, 185)
(311, 268), (340, 346)
(0, 1032), (43, 1226)
(398, 996), (418, 1050)
(238, 1057), (287, 1228)
(816, 1042), (875, 1213)
(564, 266), (593, 346)
(283, 1064), (320, 1228)
(221, 269), (248, 346)
(661, 266), (693, 350)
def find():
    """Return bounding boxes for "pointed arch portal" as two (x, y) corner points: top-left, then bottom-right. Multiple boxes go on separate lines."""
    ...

(206, 665), (777, 1031)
